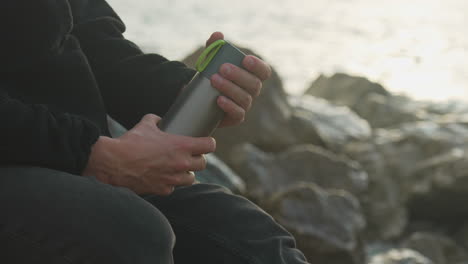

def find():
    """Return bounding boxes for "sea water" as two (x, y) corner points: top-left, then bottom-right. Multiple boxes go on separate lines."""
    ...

(107, 0), (468, 101)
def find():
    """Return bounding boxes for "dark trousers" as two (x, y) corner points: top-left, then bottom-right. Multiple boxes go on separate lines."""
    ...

(0, 166), (308, 264)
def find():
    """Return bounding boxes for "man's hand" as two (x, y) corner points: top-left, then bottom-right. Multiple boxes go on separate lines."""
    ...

(206, 32), (272, 127)
(83, 114), (216, 195)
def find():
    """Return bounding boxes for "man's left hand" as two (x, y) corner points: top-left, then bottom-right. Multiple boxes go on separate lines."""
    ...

(206, 32), (272, 127)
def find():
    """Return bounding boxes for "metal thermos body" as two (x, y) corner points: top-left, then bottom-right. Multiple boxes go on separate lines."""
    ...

(158, 72), (223, 137)
(158, 41), (246, 137)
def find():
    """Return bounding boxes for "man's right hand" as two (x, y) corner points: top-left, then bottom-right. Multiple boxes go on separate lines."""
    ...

(82, 114), (216, 195)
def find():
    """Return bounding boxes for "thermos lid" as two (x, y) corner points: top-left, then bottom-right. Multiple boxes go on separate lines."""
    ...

(195, 40), (246, 78)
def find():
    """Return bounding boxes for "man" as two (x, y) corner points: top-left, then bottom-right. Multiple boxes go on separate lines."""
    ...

(0, 0), (309, 263)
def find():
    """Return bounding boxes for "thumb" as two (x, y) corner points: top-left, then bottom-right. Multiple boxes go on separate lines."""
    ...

(206, 31), (224, 47)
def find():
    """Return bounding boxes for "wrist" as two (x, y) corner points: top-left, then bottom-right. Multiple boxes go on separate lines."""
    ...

(82, 136), (119, 184)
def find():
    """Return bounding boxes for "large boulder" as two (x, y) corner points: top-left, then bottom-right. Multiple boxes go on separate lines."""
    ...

(352, 94), (430, 129)
(401, 232), (468, 264)
(268, 183), (366, 264)
(345, 120), (468, 239)
(345, 136), (407, 240)
(305, 73), (390, 107)
(289, 95), (372, 153)
(396, 121), (468, 158)
(228, 143), (368, 203)
(358, 121), (468, 189)
(368, 249), (433, 264)
(305, 73), (468, 130)
(304, 73), (430, 128)
(406, 148), (468, 225)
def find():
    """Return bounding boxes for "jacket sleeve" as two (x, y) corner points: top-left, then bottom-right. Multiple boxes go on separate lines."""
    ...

(0, 0), (73, 72)
(69, 0), (196, 129)
(0, 87), (100, 175)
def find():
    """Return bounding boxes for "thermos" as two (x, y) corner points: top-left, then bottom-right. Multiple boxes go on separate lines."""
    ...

(158, 40), (246, 137)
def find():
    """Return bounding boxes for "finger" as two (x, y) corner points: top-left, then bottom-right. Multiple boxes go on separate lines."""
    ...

(172, 155), (207, 172)
(242, 55), (272, 81)
(165, 171), (196, 187)
(206, 31), (224, 47)
(217, 96), (246, 127)
(152, 185), (175, 196)
(191, 155), (208, 171)
(211, 74), (253, 111)
(177, 136), (216, 155)
(218, 64), (262, 98)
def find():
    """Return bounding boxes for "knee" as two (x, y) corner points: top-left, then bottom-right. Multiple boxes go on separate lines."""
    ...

(82, 186), (176, 263)
(0, 167), (175, 264)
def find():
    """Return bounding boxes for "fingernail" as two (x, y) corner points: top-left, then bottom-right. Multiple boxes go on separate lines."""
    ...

(213, 74), (223, 85)
(221, 64), (232, 75)
(246, 57), (255, 67)
(218, 95), (228, 105)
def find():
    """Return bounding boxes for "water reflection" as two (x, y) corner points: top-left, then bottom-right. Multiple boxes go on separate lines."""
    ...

(108, 0), (468, 101)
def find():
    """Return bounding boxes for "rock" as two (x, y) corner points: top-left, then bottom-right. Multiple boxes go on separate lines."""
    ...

(345, 120), (468, 239)
(228, 143), (368, 203)
(305, 73), (468, 129)
(366, 242), (399, 260)
(364, 121), (468, 187)
(353, 94), (430, 128)
(360, 122), (468, 198)
(406, 148), (468, 225)
(436, 113), (468, 127)
(397, 121), (468, 156)
(304, 73), (431, 128)
(195, 154), (246, 194)
(368, 249), (433, 264)
(345, 137), (408, 240)
(401, 232), (468, 264)
(289, 95), (372, 153)
(268, 183), (366, 264)
(305, 73), (390, 107)
(424, 99), (468, 116)
(406, 148), (467, 196)
(455, 223), (468, 250)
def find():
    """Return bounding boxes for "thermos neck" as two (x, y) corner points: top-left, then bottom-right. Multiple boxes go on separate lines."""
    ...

(197, 40), (246, 79)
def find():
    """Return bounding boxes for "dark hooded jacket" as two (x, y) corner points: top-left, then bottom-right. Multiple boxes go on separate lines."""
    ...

(0, 0), (195, 174)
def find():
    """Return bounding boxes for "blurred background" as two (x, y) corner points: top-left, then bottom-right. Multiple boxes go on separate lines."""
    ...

(108, 0), (467, 101)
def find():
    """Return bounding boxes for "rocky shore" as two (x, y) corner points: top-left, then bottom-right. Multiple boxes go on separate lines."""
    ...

(184, 46), (468, 264)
